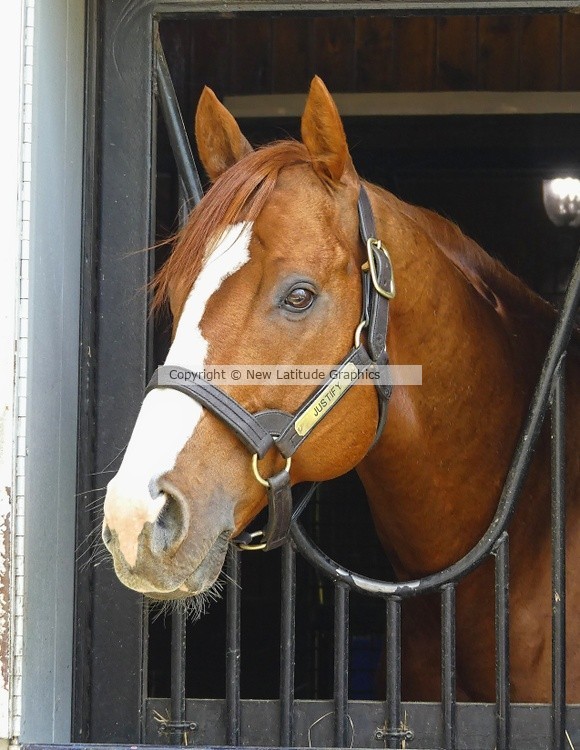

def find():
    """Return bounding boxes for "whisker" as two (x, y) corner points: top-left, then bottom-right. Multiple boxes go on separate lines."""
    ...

(75, 485), (108, 500)
(79, 547), (111, 572)
(83, 494), (106, 511)
(219, 569), (242, 591)
(148, 579), (225, 624)
(76, 533), (101, 558)
(76, 519), (106, 562)
(94, 443), (130, 475)
(92, 557), (113, 571)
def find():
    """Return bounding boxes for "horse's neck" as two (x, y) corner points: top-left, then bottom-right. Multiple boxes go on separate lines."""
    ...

(357, 189), (550, 579)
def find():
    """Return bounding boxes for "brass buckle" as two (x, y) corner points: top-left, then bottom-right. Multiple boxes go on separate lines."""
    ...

(363, 238), (396, 299)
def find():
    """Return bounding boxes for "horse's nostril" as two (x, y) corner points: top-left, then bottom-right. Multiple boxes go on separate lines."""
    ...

(151, 491), (186, 555)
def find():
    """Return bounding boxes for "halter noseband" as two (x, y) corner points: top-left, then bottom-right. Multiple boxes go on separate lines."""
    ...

(145, 185), (395, 551)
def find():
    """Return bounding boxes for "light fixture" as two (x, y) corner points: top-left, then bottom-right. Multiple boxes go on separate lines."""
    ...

(542, 176), (580, 228)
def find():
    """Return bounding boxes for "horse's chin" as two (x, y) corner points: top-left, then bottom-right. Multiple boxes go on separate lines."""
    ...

(144, 529), (231, 601)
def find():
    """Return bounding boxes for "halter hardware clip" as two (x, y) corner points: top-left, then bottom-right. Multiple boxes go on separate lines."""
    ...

(363, 238), (396, 300)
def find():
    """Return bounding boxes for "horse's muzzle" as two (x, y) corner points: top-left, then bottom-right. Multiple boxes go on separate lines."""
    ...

(102, 480), (233, 598)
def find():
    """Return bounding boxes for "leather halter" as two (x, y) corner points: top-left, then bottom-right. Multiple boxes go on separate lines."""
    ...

(145, 185), (395, 551)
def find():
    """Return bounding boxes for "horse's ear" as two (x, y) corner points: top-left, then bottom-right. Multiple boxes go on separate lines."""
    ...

(301, 76), (356, 185)
(195, 87), (253, 181)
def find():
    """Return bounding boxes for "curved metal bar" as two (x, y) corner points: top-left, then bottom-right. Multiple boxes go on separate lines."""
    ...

(154, 32), (203, 208)
(291, 247), (580, 598)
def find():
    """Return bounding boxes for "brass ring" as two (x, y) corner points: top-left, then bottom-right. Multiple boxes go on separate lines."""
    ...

(237, 530), (267, 552)
(251, 453), (292, 487)
(354, 317), (368, 348)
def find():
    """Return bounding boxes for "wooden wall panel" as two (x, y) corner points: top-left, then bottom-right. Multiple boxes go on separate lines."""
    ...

(311, 18), (356, 91)
(436, 17), (477, 90)
(395, 18), (436, 91)
(177, 12), (579, 107)
(192, 20), (231, 100)
(230, 18), (272, 95)
(272, 18), (310, 93)
(478, 16), (520, 90)
(355, 17), (395, 92)
(519, 15), (561, 90)
(562, 15), (580, 90)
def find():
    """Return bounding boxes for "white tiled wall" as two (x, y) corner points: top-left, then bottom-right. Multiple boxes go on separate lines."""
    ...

(0, 0), (34, 744)
(11, 3), (35, 738)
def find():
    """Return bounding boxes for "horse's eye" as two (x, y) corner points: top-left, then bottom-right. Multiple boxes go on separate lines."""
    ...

(283, 286), (315, 311)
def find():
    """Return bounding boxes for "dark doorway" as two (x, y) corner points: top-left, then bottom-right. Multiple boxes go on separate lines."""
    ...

(148, 12), (580, 714)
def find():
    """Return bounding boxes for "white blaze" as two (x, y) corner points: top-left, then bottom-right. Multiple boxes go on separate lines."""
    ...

(104, 222), (253, 565)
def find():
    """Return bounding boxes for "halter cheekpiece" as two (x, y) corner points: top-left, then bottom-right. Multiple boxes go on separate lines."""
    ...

(145, 185), (395, 551)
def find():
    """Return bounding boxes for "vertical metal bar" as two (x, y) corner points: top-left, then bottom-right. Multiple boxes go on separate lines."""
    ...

(165, 68), (198, 748)
(73, 0), (100, 738)
(226, 546), (241, 745)
(494, 533), (510, 750)
(385, 597), (402, 750)
(170, 607), (187, 745)
(280, 543), (296, 747)
(154, 32), (203, 208)
(333, 582), (350, 747)
(441, 584), (457, 750)
(551, 356), (567, 750)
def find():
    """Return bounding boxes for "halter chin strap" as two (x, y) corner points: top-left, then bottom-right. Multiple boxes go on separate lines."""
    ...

(145, 185), (394, 551)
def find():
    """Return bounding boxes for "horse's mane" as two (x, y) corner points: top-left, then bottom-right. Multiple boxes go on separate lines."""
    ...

(152, 140), (313, 314)
(390, 188), (580, 355)
(372, 185), (564, 324)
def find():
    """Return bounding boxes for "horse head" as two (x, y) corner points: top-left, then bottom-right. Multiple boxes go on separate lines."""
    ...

(103, 78), (383, 599)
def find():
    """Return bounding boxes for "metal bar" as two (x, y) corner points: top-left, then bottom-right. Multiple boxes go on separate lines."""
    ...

(292, 247), (580, 598)
(154, 32), (203, 209)
(165, 113), (194, 750)
(385, 597), (402, 749)
(170, 608), (187, 745)
(333, 583), (350, 748)
(72, 0), (100, 734)
(494, 533), (510, 750)
(226, 546), (241, 745)
(551, 356), (567, 750)
(280, 543), (296, 747)
(441, 584), (457, 750)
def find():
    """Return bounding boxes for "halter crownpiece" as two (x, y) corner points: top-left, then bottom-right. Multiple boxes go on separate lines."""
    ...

(145, 184), (394, 551)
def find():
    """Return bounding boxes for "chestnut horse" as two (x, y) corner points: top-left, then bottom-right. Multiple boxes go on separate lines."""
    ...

(103, 77), (580, 702)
